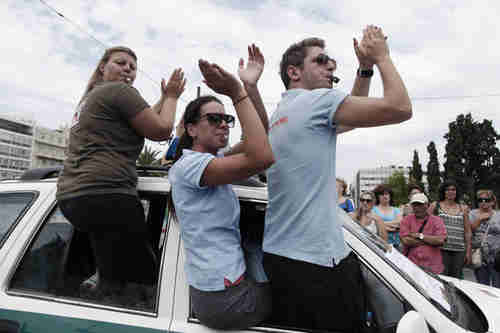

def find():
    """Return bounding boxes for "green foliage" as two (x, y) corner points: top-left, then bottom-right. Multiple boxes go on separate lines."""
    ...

(426, 141), (441, 201)
(387, 171), (408, 206)
(137, 145), (161, 166)
(409, 150), (425, 191)
(443, 113), (500, 204)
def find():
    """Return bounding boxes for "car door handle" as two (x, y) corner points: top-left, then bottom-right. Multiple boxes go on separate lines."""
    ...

(0, 319), (20, 333)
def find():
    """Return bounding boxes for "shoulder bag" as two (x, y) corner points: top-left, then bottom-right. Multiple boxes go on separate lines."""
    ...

(471, 219), (491, 269)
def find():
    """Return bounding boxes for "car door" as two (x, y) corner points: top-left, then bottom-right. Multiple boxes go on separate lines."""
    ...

(0, 186), (177, 332)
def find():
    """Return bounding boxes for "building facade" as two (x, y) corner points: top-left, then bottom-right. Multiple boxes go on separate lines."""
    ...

(0, 114), (68, 179)
(32, 126), (69, 169)
(0, 114), (34, 179)
(352, 165), (428, 204)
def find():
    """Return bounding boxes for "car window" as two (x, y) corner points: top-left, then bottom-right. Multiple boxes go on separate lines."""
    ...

(0, 192), (36, 249)
(9, 192), (169, 314)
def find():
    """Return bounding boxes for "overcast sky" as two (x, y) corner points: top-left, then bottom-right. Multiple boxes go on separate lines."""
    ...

(2, 0), (500, 184)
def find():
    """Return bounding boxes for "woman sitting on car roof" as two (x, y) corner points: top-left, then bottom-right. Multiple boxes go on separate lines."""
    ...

(56, 46), (185, 295)
(168, 45), (274, 330)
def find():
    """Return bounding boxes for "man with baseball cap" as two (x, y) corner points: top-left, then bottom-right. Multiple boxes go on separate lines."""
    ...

(400, 193), (447, 273)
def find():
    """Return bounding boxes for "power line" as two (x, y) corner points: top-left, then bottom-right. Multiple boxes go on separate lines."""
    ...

(37, 0), (191, 103)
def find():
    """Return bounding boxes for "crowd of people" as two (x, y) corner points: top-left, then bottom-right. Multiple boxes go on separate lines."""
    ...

(341, 182), (500, 287)
(54, 20), (499, 333)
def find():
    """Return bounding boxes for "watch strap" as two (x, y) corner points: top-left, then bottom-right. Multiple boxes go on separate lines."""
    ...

(357, 68), (374, 78)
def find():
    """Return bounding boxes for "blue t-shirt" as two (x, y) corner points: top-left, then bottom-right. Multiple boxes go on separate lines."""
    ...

(372, 206), (401, 246)
(165, 137), (179, 160)
(264, 88), (349, 267)
(168, 149), (245, 291)
(339, 199), (355, 213)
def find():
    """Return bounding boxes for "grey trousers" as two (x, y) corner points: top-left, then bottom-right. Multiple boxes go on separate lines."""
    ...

(190, 277), (271, 330)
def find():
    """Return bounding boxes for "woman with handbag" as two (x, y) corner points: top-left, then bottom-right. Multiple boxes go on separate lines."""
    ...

(469, 189), (500, 287)
(428, 180), (472, 278)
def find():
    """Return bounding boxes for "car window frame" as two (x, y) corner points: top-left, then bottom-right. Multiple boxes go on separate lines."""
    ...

(5, 191), (171, 318)
(0, 191), (38, 251)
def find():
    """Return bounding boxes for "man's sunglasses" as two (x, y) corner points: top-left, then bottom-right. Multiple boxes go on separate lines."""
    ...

(360, 198), (372, 203)
(199, 113), (235, 128)
(312, 54), (340, 83)
(478, 198), (492, 203)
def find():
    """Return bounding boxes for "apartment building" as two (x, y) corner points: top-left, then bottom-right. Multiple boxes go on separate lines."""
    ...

(0, 114), (68, 178)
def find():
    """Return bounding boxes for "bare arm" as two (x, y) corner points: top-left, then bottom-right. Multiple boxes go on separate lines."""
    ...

(462, 205), (472, 264)
(375, 216), (388, 241)
(130, 69), (186, 141)
(226, 44), (269, 157)
(334, 25), (412, 128)
(337, 38), (374, 135)
(198, 61), (274, 187)
(402, 233), (446, 247)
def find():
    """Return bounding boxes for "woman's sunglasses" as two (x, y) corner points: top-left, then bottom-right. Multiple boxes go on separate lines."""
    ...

(199, 113), (235, 128)
(360, 198), (372, 203)
(478, 198), (492, 203)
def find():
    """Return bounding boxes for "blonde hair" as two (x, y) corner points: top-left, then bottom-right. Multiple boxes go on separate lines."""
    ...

(477, 189), (498, 209)
(79, 46), (137, 105)
(336, 178), (348, 195)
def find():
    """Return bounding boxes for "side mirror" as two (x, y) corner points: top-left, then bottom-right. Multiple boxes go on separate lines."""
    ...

(396, 311), (430, 333)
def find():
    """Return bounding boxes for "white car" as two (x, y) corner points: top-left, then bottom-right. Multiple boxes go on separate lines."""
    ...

(0, 167), (499, 333)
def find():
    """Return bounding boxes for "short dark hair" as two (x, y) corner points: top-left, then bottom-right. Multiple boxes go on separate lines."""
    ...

(438, 180), (460, 202)
(407, 184), (423, 197)
(373, 184), (395, 206)
(280, 37), (325, 89)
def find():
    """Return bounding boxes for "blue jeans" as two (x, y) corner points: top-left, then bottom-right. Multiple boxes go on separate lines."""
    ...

(474, 263), (500, 288)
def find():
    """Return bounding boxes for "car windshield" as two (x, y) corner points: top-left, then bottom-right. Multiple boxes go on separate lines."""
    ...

(339, 209), (452, 314)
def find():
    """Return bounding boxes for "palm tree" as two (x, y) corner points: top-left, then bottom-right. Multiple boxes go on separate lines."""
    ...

(137, 145), (161, 166)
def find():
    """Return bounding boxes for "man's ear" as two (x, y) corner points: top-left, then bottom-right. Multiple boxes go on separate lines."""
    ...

(287, 65), (300, 82)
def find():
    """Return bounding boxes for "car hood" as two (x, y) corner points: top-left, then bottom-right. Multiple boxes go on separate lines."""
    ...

(442, 276), (500, 331)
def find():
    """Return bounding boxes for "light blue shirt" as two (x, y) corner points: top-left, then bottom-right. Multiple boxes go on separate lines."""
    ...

(372, 206), (401, 246)
(168, 149), (245, 291)
(264, 88), (349, 267)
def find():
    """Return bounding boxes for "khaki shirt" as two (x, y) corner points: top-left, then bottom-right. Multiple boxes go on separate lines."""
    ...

(57, 81), (149, 200)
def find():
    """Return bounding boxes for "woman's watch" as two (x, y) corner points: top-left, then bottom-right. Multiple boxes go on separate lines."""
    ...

(418, 233), (424, 240)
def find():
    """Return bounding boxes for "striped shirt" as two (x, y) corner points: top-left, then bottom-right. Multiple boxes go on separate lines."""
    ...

(437, 205), (465, 251)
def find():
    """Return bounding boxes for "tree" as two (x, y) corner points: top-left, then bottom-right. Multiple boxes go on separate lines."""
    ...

(387, 171), (408, 206)
(443, 113), (500, 204)
(426, 141), (441, 201)
(137, 145), (161, 166)
(409, 150), (425, 191)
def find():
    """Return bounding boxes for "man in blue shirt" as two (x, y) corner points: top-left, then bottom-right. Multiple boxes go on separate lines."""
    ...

(263, 25), (412, 332)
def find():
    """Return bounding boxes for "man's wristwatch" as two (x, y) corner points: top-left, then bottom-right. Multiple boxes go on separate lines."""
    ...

(418, 233), (424, 240)
(357, 68), (374, 78)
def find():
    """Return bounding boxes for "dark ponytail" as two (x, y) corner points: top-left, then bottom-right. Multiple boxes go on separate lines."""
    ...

(167, 95), (223, 222)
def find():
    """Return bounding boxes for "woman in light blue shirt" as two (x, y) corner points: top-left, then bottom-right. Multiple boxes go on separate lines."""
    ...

(372, 184), (403, 249)
(168, 45), (274, 330)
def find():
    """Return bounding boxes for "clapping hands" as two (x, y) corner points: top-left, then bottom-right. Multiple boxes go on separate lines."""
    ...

(199, 60), (243, 100)
(162, 68), (186, 99)
(238, 44), (265, 87)
(354, 25), (389, 66)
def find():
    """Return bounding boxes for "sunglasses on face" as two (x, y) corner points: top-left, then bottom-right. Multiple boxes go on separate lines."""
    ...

(199, 113), (235, 128)
(313, 53), (335, 66)
(478, 198), (492, 203)
(360, 198), (372, 203)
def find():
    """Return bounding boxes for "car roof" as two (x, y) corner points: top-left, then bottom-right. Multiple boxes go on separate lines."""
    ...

(2, 167), (268, 202)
